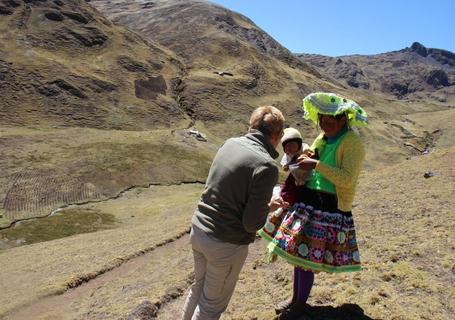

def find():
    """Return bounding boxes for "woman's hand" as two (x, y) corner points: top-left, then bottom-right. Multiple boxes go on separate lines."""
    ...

(296, 154), (319, 170)
(268, 196), (289, 212)
(302, 148), (314, 157)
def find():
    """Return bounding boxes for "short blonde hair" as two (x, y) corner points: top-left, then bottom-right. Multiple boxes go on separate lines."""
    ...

(249, 106), (285, 137)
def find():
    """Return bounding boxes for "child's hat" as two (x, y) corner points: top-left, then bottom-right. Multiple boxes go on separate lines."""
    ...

(281, 127), (302, 145)
(302, 92), (368, 126)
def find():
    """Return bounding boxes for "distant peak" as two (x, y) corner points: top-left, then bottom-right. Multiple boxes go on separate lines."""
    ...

(410, 42), (428, 57)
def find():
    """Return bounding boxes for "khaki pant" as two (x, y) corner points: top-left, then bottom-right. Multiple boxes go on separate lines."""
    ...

(182, 226), (249, 320)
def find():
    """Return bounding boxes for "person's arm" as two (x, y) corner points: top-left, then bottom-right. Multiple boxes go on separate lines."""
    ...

(315, 137), (365, 188)
(280, 173), (297, 204)
(242, 164), (278, 233)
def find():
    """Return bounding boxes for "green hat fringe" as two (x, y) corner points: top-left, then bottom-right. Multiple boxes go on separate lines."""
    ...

(302, 92), (368, 127)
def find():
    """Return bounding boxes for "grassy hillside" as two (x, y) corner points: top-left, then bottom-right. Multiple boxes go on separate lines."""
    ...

(0, 0), (191, 130)
(1, 147), (453, 319)
(2, 0), (451, 227)
(0, 1), (454, 319)
(0, 126), (215, 227)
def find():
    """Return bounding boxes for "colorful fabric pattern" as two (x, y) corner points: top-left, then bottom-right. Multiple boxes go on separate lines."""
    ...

(258, 202), (361, 273)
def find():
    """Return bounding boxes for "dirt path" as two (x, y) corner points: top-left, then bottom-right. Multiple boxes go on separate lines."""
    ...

(3, 234), (193, 320)
(1, 233), (289, 320)
(156, 239), (292, 320)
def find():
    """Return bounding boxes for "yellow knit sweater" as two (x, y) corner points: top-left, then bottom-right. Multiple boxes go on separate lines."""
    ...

(312, 130), (365, 211)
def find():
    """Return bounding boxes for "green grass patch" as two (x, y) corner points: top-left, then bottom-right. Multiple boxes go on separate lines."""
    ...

(0, 209), (116, 250)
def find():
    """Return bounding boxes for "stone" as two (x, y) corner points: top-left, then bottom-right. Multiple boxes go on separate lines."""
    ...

(44, 10), (64, 21)
(62, 10), (89, 24)
(0, 6), (14, 15)
(423, 171), (435, 178)
(127, 300), (158, 320)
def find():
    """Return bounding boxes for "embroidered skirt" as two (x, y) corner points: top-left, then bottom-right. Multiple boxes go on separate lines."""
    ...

(258, 188), (361, 273)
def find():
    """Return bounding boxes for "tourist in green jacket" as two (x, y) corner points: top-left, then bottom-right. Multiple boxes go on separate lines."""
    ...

(182, 105), (288, 320)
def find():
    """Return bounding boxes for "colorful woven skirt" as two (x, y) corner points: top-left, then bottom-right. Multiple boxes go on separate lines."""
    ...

(258, 189), (361, 273)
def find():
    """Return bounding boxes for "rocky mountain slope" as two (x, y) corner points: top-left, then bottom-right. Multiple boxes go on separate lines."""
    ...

(0, 0), (215, 226)
(0, 0), (187, 130)
(297, 42), (455, 104)
(90, 0), (453, 168)
(90, 0), (336, 131)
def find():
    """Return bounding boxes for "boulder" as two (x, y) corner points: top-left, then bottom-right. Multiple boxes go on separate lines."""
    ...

(127, 300), (158, 320)
(425, 69), (449, 88)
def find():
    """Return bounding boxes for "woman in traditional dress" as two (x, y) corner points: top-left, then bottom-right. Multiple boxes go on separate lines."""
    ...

(258, 92), (368, 320)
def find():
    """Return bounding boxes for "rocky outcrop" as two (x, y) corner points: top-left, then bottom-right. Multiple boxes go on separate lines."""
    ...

(425, 69), (450, 87)
(298, 42), (454, 101)
(410, 41), (428, 57)
(428, 48), (455, 67)
(410, 42), (455, 66)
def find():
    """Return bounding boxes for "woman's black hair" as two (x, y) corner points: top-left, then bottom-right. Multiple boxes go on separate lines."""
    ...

(317, 113), (348, 127)
(318, 112), (347, 120)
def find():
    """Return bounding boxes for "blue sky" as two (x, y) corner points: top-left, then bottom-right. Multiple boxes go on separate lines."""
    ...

(209, 0), (455, 56)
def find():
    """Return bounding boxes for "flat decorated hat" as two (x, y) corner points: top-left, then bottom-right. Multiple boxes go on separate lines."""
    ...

(302, 92), (368, 126)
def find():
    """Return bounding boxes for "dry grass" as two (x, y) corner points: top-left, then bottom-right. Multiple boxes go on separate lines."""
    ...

(1, 105), (453, 319)
(0, 126), (214, 226)
(1, 147), (454, 319)
(158, 146), (455, 320)
(224, 146), (455, 320)
(0, 183), (203, 318)
(406, 108), (455, 149)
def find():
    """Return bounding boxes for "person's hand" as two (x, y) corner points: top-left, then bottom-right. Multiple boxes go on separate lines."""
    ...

(302, 148), (314, 157)
(268, 196), (289, 212)
(296, 154), (318, 170)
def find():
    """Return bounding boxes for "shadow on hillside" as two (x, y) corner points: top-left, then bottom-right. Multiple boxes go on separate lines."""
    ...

(295, 303), (375, 320)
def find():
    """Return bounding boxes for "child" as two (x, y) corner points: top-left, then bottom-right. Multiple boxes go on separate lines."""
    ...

(279, 127), (312, 205)
(260, 127), (312, 310)
(280, 127), (307, 171)
(261, 127), (310, 259)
